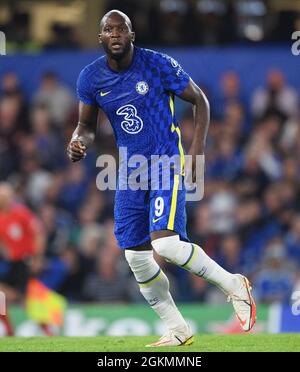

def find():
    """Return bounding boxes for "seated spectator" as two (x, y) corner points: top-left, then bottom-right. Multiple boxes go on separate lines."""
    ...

(215, 71), (247, 122)
(30, 104), (66, 170)
(253, 238), (296, 304)
(215, 234), (243, 274)
(81, 247), (132, 303)
(285, 216), (300, 266)
(251, 69), (299, 121)
(33, 72), (75, 128)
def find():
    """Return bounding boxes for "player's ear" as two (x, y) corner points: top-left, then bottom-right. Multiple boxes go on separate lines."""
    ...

(131, 32), (135, 43)
(98, 33), (102, 44)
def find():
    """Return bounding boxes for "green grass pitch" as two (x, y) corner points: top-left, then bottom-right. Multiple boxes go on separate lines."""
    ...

(0, 334), (300, 352)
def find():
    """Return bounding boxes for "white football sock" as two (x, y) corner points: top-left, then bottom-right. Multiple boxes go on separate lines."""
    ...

(152, 235), (240, 295)
(125, 250), (188, 333)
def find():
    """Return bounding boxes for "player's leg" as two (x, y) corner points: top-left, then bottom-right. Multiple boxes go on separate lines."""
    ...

(0, 313), (14, 336)
(115, 190), (192, 346)
(124, 241), (193, 346)
(150, 177), (256, 332)
(0, 282), (15, 336)
(151, 230), (241, 294)
(151, 232), (256, 331)
(0, 260), (27, 337)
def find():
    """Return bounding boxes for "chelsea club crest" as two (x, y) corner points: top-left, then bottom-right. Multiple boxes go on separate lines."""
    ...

(136, 81), (149, 95)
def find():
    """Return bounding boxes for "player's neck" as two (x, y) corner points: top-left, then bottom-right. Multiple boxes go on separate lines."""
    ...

(107, 45), (134, 72)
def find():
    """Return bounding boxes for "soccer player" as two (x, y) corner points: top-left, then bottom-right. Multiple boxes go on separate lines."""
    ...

(67, 10), (256, 347)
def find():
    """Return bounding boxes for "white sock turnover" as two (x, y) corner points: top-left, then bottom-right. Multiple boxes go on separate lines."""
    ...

(151, 235), (240, 295)
(125, 249), (188, 333)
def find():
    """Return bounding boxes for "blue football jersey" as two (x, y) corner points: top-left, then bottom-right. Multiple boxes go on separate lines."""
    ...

(77, 47), (190, 165)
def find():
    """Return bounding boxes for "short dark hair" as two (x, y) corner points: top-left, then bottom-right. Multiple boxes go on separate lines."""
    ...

(100, 10), (132, 31)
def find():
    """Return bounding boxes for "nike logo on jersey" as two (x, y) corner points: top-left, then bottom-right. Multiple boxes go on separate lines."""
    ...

(100, 90), (111, 97)
(152, 216), (164, 223)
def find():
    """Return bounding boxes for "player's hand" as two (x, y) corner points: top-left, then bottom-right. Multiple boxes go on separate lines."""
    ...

(67, 140), (87, 162)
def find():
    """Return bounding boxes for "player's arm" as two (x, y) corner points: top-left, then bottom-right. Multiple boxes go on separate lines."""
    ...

(178, 79), (210, 181)
(67, 102), (98, 162)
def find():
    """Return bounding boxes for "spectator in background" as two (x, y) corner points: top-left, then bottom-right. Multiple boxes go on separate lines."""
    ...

(251, 69), (299, 121)
(1, 72), (22, 98)
(81, 247), (130, 302)
(38, 202), (72, 257)
(0, 94), (23, 179)
(189, 202), (218, 258)
(215, 71), (247, 121)
(185, 274), (209, 303)
(200, 231), (244, 304)
(81, 220), (133, 303)
(215, 234), (243, 274)
(208, 135), (242, 180)
(235, 143), (270, 199)
(76, 204), (106, 257)
(279, 114), (299, 154)
(0, 72), (29, 131)
(285, 216), (300, 266)
(243, 116), (282, 180)
(253, 238), (296, 304)
(59, 244), (93, 302)
(29, 253), (68, 293)
(209, 181), (238, 234)
(58, 163), (89, 215)
(33, 72), (75, 128)
(30, 104), (66, 170)
(21, 154), (53, 209)
(0, 182), (44, 335)
(222, 102), (246, 141)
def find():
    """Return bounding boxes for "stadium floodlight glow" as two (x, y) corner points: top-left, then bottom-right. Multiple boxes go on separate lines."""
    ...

(0, 31), (6, 55)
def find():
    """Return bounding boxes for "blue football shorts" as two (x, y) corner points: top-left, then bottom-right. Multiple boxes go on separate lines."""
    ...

(114, 173), (188, 249)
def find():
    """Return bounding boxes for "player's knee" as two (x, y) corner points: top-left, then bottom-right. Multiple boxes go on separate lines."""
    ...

(125, 249), (144, 269)
(125, 249), (154, 276)
(151, 235), (182, 264)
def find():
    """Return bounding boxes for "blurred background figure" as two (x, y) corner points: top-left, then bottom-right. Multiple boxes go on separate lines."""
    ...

(33, 72), (75, 129)
(0, 182), (44, 335)
(251, 69), (299, 121)
(253, 238), (296, 304)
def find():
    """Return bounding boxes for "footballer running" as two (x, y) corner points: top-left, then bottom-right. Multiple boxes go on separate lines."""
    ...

(67, 10), (256, 347)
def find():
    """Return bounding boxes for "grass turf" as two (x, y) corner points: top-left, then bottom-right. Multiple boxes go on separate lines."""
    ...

(0, 334), (300, 352)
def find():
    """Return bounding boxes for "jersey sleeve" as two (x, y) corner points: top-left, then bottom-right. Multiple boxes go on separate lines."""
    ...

(76, 67), (97, 106)
(157, 53), (190, 95)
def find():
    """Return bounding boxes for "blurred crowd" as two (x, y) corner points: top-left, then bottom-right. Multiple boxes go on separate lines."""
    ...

(0, 64), (300, 307)
(107, 0), (295, 46)
(1, 0), (296, 51)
